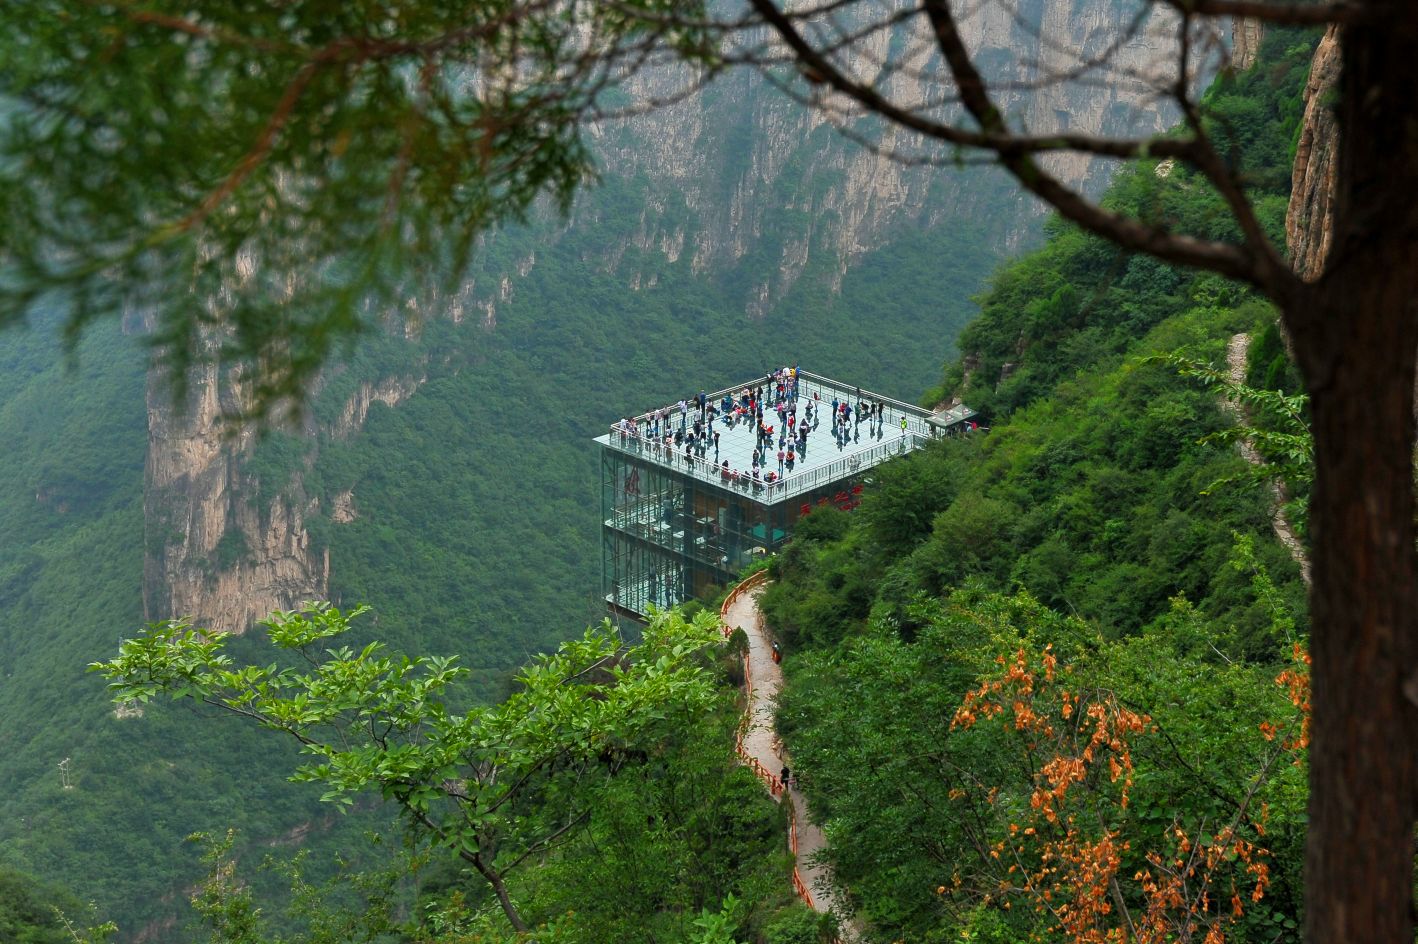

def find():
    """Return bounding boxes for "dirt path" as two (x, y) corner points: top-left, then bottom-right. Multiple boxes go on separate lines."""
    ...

(722, 582), (855, 937)
(1225, 333), (1311, 584)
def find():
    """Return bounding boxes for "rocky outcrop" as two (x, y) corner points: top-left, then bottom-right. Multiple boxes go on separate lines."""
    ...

(329, 375), (425, 440)
(1286, 24), (1340, 281)
(1232, 17), (1265, 72)
(143, 361), (328, 634)
(144, 354), (424, 634)
(330, 489), (357, 524)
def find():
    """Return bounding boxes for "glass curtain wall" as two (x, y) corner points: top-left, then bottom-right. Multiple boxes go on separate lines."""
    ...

(601, 445), (868, 618)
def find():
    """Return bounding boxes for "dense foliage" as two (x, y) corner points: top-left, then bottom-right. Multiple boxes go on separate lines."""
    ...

(0, 865), (91, 944)
(775, 587), (1306, 943)
(94, 606), (811, 944)
(757, 26), (1319, 943)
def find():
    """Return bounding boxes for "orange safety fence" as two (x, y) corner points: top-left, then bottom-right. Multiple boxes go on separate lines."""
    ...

(788, 812), (816, 908)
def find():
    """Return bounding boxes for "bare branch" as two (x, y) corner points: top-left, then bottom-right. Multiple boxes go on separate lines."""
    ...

(745, 0), (1201, 163)
(912, 0), (1271, 287)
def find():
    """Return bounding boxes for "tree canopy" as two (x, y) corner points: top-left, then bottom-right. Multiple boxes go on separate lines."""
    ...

(93, 602), (726, 933)
(0, 0), (715, 417)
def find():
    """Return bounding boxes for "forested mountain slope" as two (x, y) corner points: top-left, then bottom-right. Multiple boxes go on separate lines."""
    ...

(760, 25), (1317, 943)
(141, 0), (1185, 646)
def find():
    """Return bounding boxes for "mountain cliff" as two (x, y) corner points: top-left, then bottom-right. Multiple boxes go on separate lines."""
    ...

(142, 362), (425, 632)
(146, 0), (1186, 637)
(1286, 24), (1339, 280)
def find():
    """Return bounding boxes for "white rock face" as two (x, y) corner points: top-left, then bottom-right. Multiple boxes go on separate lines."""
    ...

(143, 357), (326, 633)
(143, 343), (424, 633)
(330, 376), (426, 440)
(519, 0), (1184, 318)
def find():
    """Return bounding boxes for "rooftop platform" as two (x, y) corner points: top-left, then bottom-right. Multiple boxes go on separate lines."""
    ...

(595, 369), (936, 505)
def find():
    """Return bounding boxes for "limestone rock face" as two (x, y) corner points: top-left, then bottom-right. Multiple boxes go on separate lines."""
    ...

(1286, 24), (1341, 281)
(1232, 17), (1265, 71)
(330, 376), (425, 440)
(143, 359), (423, 634)
(330, 489), (358, 524)
(466, 0), (1185, 321)
(142, 360), (326, 633)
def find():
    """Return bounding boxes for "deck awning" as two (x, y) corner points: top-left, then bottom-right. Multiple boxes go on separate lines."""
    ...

(927, 404), (978, 433)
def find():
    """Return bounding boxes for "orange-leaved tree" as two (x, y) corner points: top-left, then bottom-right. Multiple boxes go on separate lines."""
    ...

(943, 638), (1309, 944)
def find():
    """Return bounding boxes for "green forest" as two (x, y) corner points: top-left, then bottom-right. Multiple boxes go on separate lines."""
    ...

(759, 26), (1318, 943)
(0, 16), (1337, 944)
(0, 86), (1002, 944)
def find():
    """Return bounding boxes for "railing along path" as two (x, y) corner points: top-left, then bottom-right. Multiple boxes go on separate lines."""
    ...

(720, 571), (846, 941)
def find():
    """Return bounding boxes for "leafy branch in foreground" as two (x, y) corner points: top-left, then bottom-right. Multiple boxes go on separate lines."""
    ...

(91, 602), (724, 934)
(1149, 351), (1312, 497)
(1, 1), (719, 420)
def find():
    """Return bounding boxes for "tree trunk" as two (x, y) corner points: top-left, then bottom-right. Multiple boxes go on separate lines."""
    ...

(1284, 5), (1418, 940)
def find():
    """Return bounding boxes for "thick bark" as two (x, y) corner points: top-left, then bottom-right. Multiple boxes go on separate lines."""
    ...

(1283, 4), (1418, 940)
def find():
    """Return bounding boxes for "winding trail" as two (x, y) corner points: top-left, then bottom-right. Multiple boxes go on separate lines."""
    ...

(721, 574), (856, 939)
(1225, 333), (1312, 584)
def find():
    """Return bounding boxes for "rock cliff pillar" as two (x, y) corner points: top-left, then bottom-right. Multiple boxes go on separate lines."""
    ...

(143, 355), (326, 634)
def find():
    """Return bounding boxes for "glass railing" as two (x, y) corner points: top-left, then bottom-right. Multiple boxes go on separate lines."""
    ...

(600, 426), (931, 503)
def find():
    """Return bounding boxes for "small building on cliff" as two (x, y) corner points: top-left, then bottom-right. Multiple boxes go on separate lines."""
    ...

(595, 368), (938, 619)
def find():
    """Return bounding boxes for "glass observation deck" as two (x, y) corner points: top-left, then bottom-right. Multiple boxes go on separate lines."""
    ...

(597, 369), (938, 619)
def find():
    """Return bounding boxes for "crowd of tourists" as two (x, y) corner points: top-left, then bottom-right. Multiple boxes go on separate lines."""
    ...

(611, 366), (910, 491)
